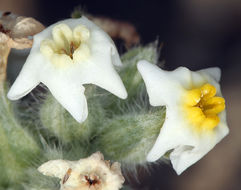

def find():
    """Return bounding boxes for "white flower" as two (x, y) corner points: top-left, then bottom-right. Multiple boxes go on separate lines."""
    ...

(137, 60), (229, 175)
(38, 152), (125, 190)
(7, 16), (127, 122)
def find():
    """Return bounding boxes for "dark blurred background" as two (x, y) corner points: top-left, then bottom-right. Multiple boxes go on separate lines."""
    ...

(1, 0), (241, 189)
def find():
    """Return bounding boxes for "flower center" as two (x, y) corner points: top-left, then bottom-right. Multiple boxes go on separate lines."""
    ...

(40, 23), (90, 67)
(183, 83), (225, 131)
(84, 175), (100, 187)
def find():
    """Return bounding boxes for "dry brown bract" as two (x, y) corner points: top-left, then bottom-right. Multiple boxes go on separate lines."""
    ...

(0, 11), (44, 49)
(38, 152), (125, 190)
(0, 11), (44, 87)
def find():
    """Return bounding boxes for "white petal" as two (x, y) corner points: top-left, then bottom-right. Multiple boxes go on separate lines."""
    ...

(82, 63), (127, 99)
(80, 17), (121, 62)
(147, 107), (229, 175)
(111, 43), (123, 67)
(168, 66), (193, 89)
(198, 67), (221, 82)
(79, 46), (127, 99)
(38, 160), (71, 179)
(7, 53), (41, 100)
(147, 106), (221, 175)
(217, 111), (229, 139)
(170, 115), (229, 175)
(43, 77), (88, 123)
(146, 94), (228, 175)
(147, 106), (196, 162)
(63, 17), (126, 97)
(77, 17), (123, 67)
(137, 60), (184, 106)
(146, 133), (180, 162)
(169, 145), (207, 175)
(147, 98), (228, 175)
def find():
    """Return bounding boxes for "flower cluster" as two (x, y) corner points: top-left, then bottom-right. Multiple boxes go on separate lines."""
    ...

(7, 16), (229, 179)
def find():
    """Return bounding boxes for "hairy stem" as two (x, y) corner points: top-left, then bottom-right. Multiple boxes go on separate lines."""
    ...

(0, 41), (10, 90)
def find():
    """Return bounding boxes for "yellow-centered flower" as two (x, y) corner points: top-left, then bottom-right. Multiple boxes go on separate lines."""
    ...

(137, 60), (229, 175)
(7, 17), (127, 123)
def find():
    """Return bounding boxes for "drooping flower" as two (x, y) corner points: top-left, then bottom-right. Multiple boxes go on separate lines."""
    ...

(38, 152), (125, 190)
(7, 16), (127, 122)
(137, 60), (229, 175)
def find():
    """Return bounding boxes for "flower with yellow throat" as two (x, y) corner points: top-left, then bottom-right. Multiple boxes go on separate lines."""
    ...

(7, 16), (127, 123)
(137, 60), (229, 175)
